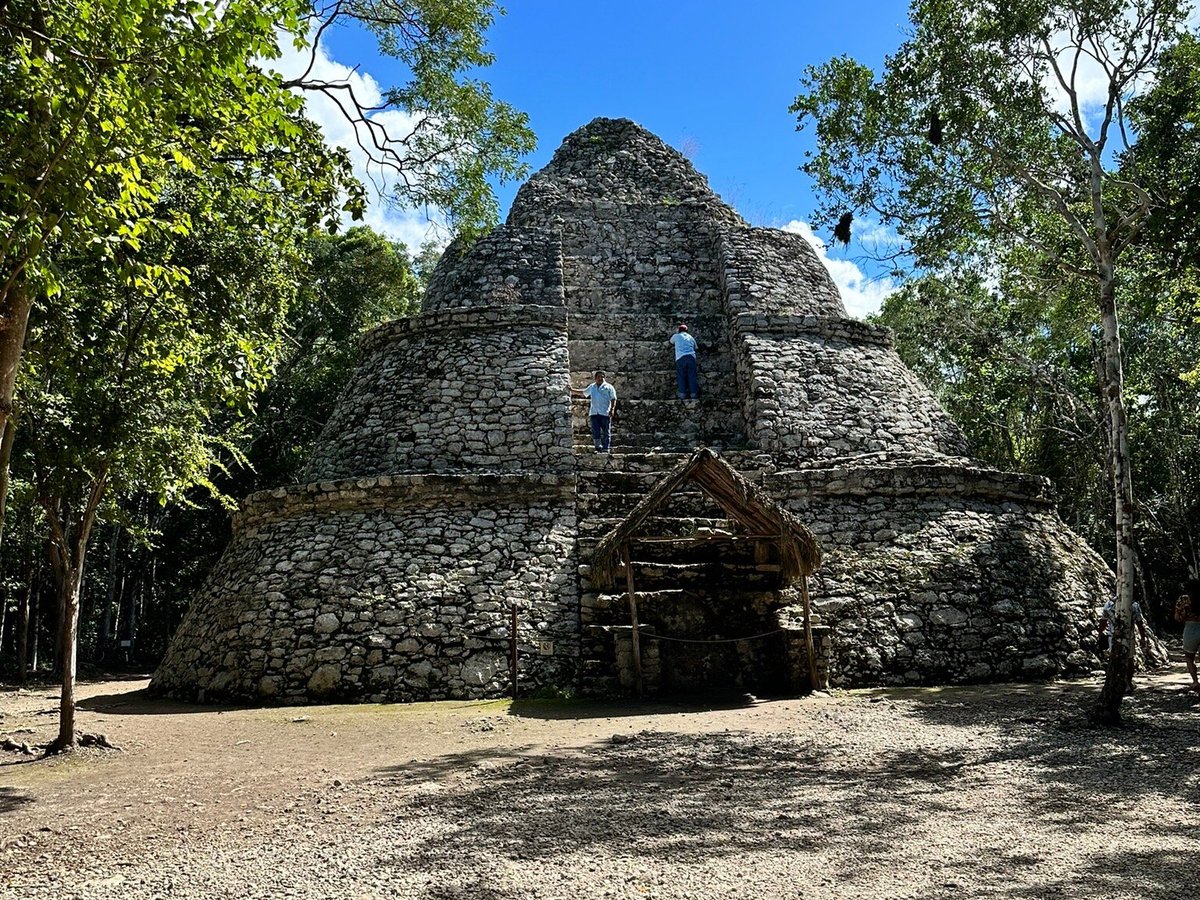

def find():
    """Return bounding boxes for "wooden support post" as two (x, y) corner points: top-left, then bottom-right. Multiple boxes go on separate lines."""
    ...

(622, 543), (644, 697)
(509, 602), (519, 701)
(799, 574), (820, 691)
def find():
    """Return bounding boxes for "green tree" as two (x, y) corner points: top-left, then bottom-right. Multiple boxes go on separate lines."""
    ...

(20, 162), (316, 752)
(248, 226), (421, 488)
(291, 0), (536, 236)
(1121, 33), (1200, 599)
(878, 267), (1106, 520)
(0, 0), (359, 549)
(793, 0), (1192, 723)
(0, 0), (532, 554)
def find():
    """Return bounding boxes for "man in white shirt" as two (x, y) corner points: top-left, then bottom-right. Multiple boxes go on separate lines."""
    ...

(1100, 596), (1149, 652)
(1099, 596), (1151, 690)
(570, 371), (617, 452)
(667, 323), (699, 401)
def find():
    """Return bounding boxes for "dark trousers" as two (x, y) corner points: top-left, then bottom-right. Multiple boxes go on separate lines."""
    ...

(675, 354), (699, 399)
(589, 414), (611, 450)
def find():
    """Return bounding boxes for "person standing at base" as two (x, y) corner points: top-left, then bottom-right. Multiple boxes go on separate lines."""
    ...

(571, 371), (617, 453)
(667, 323), (699, 401)
(1174, 580), (1200, 695)
(1099, 595), (1151, 690)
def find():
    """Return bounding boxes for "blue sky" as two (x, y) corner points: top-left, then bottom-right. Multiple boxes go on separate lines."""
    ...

(294, 1), (916, 315)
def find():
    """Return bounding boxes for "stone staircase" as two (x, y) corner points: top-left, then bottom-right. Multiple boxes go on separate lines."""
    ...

(573, 449), (779, 695)
(565, 319), (747, 453)
(560, 228), (781, 693)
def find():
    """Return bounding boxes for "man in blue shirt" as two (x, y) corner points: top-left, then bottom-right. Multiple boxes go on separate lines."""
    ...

(571, 371), (617, 452)
(667, 323), (699, 401)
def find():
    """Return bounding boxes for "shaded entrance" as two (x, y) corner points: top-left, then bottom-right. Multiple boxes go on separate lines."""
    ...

(590, 448), (826, 695)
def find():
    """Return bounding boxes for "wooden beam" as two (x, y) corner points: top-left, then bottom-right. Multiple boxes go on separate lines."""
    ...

(622, 542), (644, 697)
(509, 602), (519, 701)
(799, 575), (820, 691)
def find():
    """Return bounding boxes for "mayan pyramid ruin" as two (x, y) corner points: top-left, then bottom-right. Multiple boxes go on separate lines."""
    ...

(152, 117), (1113, 703)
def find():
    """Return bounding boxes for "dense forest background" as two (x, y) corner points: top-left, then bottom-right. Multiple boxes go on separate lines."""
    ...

(0, 226), (434, 676)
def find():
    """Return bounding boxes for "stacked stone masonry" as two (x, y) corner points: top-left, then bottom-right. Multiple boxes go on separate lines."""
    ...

(154, 117), (1115, 703)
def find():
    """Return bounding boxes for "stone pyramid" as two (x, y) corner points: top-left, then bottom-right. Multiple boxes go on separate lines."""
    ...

(153, 118), (1111, 703)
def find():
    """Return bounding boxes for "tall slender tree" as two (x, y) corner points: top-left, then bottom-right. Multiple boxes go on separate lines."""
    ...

(793, 0), (1192, 722)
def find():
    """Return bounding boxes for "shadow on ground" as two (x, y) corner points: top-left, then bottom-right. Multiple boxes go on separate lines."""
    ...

(510, 689), (764, 720)
(77, 688), (250, 716)
(352, 681), (1198, 900)
(0, 785), (33, 814)
(886, 676), (1200, 811)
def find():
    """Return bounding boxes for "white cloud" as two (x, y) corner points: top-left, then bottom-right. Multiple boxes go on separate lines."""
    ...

(781, 220), (896, 319)
(1039, 8), (1194, 129)
(268, 35), (447, 252)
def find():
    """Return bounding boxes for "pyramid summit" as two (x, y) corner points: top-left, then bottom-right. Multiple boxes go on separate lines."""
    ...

(153, 118), (1112, 703)
(508, 117), (742, 218)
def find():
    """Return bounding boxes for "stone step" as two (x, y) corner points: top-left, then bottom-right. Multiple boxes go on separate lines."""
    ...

(567, 370), (739, 401)
(586, 589), (689, 608)
(566, 312), (728, 343)
(568, 340), (735, 374)
(577, 467), (765, 495)
(576, 489), (729, 519)
(574, 451), (690, 473)
(574, 449), (770, 474)
(563, 283), (725, 314)
(574, 431), (747, 452)
(577, 515), (732, 541)
(570, 398), (744, 435)
(583, 589), (790, 616)
(615, 560), (785, 592)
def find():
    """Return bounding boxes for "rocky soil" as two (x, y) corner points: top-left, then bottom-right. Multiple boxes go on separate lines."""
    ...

(2, 668), (1198, 900)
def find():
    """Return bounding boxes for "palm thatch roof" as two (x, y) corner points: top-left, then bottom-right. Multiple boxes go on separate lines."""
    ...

(591, 448), (822, 588)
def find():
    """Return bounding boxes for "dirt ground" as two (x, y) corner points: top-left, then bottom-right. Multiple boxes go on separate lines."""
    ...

(1, 666), (1198, 900)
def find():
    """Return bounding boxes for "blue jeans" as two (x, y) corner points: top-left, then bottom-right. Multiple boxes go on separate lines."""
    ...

(589, 414), (611, 450)
(675, 354), (699, 399)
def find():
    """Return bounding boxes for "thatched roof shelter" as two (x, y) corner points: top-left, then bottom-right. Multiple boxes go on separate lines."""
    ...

(590, 448), (822, 588)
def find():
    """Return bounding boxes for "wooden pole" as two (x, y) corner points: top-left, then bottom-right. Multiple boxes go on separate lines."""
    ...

(799, 574), (820, 691)
(509, 602), (519, 701)
(622, 543), (644, 697)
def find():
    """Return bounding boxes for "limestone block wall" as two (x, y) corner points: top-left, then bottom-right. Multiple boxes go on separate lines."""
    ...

(766, 465), (1111, 685)
(549, 204), (725, 306)
(153, 475), (580, 703)
(717, 228), (847, 318)
(730, 315), (969, 462)
(305, 306), (574, 480)
(423, 226), (564, 312)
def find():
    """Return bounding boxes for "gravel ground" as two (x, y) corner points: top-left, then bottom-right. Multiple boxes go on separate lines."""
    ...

(2, 668), (1198, 900)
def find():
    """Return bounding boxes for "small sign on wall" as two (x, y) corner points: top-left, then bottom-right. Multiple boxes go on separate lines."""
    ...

(537, 640), (555, 656)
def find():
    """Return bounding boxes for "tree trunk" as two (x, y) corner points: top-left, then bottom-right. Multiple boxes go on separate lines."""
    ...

(16, 506), (34, 681)
(43, 473), (107, 753)
(48, 562), (83, 754)
(29, 562), (40, 673)
(101, 524), (119, 661)
(1092, 270), (1137, 726)
(17, 589), (29, 683)
(16, 533), (32, 683)
(0, 284), (31, 553)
